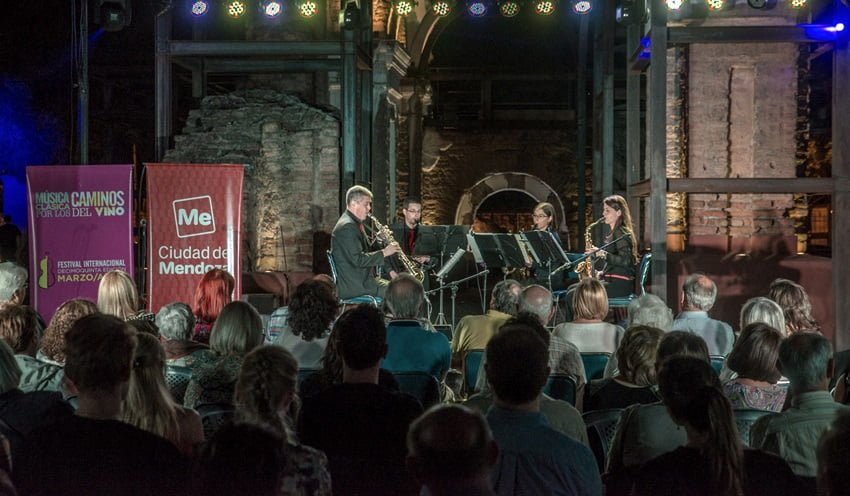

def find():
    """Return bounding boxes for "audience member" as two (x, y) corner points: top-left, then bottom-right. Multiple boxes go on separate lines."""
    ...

(817, 409), (850, 496)
(183, 301), (264, 409)
(235, 346), (332, 495)
(0, 305), (62, 392)
(155, 302), (207, 367)
(484, 325), (601, 496)
(38, 299), (98, 366)
(191, 268), (235, 344)
(0, 264), (27, 306)
(273, 279), (338, 370)
(672, 273), (735, 356)
(123, 332), (204, 456)
(627, 293), (674, 332)
(267, 274), (336, 343)
(751, 332), (846, 477)
(97, 270), (153, 322)
(380, 274), (450, 380)
(298, 306), (423, 495)
(406, 404), (499, 496)
(451, 279), (520, 368)
(740, 296), (786, 337)
(723, 322), (786, 412)
(584, 325), (663, 412)
(554, 278), (624, 354)
(634, 356), (799, 496)
(768, 278), (820, 335)
(14, 314), (186, 496)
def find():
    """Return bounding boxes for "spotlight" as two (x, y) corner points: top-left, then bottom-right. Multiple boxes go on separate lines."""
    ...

(466, 0), (489, 16)
(534, 0), (555, 15)
(706, 0), (726, 9)
(260, 0), (283, 17)
(431, 0), (453, 15)
(297, 0), (319, 17)
(498, 0), (520, 16)
(226, 0), (247, 17)
(95, 0), (132, 31)
(666, 0), (683, 9)
(190, 0), (209, 16)
(836, 22), (846, 32)
(789, 0), (806, 8)
(570, 0), (592, 14)
(395, 0), (417, 16)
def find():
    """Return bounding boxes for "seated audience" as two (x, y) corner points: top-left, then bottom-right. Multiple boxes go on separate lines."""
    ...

(751, 332), (846, 477)
(123, 332), (204, 455)
(273, 279), (338, 370)
(604, 294), (674, 378)
(406, 404), (499, 496)
(484, 324), (600, 496)
(184, 301), (264, 409)
(235, 345), (332, 495)
(0, 264), (27, 306)
(298, 306), (423, 495)
(0, 305), (62, 392)
(817, 409), (850, 496)
(191, 268), (235, 344)
(634, 356), (799, 496)
(155, 302), (207, 367)
(723, 323), (786, 412)
(451, 279), (520, 369)
(739, 296), (786, 337)
(672, 273), (735, 356)
(553, 278), (624, 355)
(97, 270), (154, 322)
(584, 325), (663, 412)
(768, 278), (821, 335)
(38, 299), (98, 367)
(14, 314), (186, 496)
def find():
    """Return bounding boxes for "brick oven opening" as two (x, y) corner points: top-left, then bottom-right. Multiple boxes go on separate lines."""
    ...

(473, 190), (538, 234)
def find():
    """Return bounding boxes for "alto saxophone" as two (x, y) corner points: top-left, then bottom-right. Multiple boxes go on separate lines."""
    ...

(576, 217), (605, 279)
(368, 215), (425, 283)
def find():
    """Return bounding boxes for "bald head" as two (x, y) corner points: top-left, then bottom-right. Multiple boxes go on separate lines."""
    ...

(519, 284), (555, 326)
(682, 273), (717, 311)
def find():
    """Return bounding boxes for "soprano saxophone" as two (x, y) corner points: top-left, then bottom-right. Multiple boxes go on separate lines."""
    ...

(575, 217), (605, 279)
(368, 215), (425, 283)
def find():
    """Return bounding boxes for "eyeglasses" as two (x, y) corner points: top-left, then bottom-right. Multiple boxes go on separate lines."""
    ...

(405, 209), (422, 215)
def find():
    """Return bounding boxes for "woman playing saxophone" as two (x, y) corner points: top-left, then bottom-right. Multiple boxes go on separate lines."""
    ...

(588, 195), (638, 298)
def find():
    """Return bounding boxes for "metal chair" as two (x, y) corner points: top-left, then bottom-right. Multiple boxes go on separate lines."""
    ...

(581, 352), (611, 381)
(583, 408), (625, 472)
(709, 355), (725, 376)
(608, 252), (652, 308)
(734, 408), (774, 447)
(164, 365), (193, 404)
(392, 372), (441, 408)
(197, 402), (236, 440)
(326, 250), (382, 310)
(544, 374), (577, 406)
(463, 349), (485, 394)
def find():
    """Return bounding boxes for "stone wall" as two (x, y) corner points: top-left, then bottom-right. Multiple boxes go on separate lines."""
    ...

(163, 89), (340, 273)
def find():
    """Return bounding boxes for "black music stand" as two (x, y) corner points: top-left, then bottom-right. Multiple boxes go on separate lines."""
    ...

(467, 233), (530, 313)
(424, 225), (471, 328)
(521, 230), (574, 294)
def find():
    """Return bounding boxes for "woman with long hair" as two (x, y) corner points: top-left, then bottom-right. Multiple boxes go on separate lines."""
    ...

(235, 346), (331, 495)
(192, 268), (235, 344)
(97, 270), (152, 322)
(723, 322), (786, 412)
(591, 195), (639, 298)
(768, 278), (820, 335)
(634, 356), (798, 496)
(273, 280), (338, 370)
(122, 332), (203, 455)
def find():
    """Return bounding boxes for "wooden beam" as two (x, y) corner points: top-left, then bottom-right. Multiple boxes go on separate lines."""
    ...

(167, 40), (341, 57)
(668, 178), (838, 194)
(648, 0), (668, 299)
(668, 26), (837, 45)
(833, 30), (850, 350)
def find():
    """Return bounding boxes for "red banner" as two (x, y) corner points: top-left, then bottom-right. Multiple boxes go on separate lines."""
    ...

(146, 164), (243, 313)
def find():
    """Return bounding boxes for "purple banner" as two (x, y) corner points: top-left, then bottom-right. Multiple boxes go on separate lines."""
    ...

(27, 165), (134, 321)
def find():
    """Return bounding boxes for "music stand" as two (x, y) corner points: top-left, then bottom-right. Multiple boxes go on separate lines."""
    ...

(521, 230), (571, 293)
(426, 225), (471, 328)
(467, 233), (531, 313)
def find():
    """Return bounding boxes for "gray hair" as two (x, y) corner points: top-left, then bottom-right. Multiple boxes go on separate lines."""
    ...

(779, 331), (832, 392)
(0, 339), (21, 393)
(740, 297), (786, 335)
(491, 279), (521, 315)
(628, 294), (674, 332)
(0, 264), (27, 302)
(155, 302), (196, 341)
(385, 274), (425, 319)
(345, 185), (373, 206)
(519, 285), (553, 323)
(683, 273), (717, 311)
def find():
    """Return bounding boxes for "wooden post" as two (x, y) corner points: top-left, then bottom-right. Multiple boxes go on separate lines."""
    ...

(648, 0), (667, 298)
(833, 26), (850, 349)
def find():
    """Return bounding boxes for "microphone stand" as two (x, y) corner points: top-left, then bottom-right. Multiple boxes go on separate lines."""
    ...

(427, 269), (489, 330)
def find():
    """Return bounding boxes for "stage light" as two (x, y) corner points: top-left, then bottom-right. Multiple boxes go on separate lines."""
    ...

(466, 0), (489, 17)
(836, 22), (846, 32)
(297, 0), (319, 17)
(666, 0), (683, 9)
(789, 0), (806, 8)
(191, 0), (209, 15)
(260, 0), (283, 16)
(226, 0), (247, 17)
(706, 0), (726, 9)
(431, 0), (453, 15)
(498, 0), (520, 16)
(570, 0), (592, 15)
(95, 0), (132, 31)
(395, 0), (417, 16)
(534, 0), (555, 15)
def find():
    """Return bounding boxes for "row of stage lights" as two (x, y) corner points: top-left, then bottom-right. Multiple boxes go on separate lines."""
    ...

(666, 0), (809, 9)
(190, 0), (320, 18)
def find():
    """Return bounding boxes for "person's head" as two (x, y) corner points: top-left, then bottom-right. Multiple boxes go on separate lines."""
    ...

(192, 269), (235, 324)
(0, 264), (27, 304)
(572, 278), (609, 321)
(0, 304), (39, 355)
(778, 331), (833, 394)
(40, 298), (98, 364)
(602, 195), (633, 231)
(489, 279), (521, 315)
(335, 305), (387, 371)
(532, 202), (556, 231)
(345, 185), (374, 222)
(519, 284), (554, 326)
(0, 340), (21, 394)
(63, 314), (135, 396)
(288, 280), (339, 341)
(195, 422), (285, 496)
(617, 325), (665, 386)
(385, 274), (425, 320)
(657, 356), (743, 496)
(739, 296), (785, 336)
(656, 330), (710, 366)
(97, 270), (138, 319)
(485, 325), (549, 406)
(235, 345), (299, 441)
(209, 301), (264, 356)
(155, 302), (196, 342)
(818, 410), (850, 496)
(768, 278), (819, 333)
(403, 197), (423, 229)
(406, 404), (498, 493)
(628, 293), (674, 332)
(682, 273), (717, 312)
(123, 332), (179, 441)
(501, 312), (551, 347)
(725, 322), (783, 383)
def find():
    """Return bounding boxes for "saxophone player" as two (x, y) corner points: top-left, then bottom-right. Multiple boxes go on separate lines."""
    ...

(390, 197), (432, 288)
(587, 195), (638, 298)
(529, 202), (571, 291)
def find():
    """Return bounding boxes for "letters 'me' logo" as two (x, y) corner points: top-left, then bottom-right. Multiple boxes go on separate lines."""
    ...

(173, 196), (215, 238)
